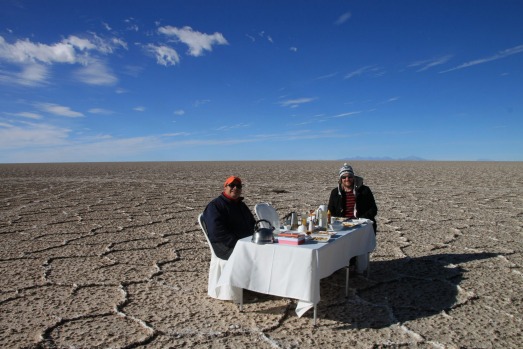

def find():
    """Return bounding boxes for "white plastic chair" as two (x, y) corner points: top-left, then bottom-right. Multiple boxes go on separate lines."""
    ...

(254, 203), (280, 234)
(197, 213), (242, 304)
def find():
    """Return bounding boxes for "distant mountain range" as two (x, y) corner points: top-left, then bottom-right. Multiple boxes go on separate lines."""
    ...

(340, 156), (427, 161)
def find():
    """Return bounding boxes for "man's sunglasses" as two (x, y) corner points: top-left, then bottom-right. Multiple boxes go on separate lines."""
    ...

(340, 175), (354, 180)
(228, 183), (242, 189)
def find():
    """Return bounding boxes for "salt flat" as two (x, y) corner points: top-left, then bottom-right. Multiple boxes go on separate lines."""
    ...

(1, 161), (521, 348)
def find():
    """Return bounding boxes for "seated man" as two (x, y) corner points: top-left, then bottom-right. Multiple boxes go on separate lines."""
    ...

(328, 163), (378, 233)
(202, 176), (255, 260)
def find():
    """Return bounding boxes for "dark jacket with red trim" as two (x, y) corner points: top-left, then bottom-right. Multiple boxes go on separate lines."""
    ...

(202, 193), (256, 260)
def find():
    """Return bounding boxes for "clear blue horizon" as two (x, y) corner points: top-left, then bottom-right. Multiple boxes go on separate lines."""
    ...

(1, 0), (522, 163)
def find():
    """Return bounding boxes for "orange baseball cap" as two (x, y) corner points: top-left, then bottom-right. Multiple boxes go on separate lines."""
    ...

(224, 176), (242, 186)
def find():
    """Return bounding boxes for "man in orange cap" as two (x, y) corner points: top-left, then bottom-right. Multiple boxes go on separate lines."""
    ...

(202, 176), (256, 260)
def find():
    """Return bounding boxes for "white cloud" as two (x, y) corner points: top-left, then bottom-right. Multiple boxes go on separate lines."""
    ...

(134, 106), (145, 112)
(409, 55), (452, 72)
(344, 65), (384, 79)
(7, 112), (43, 119)
(0, 35), (77, 64)
(290, 47), (298, 52)
(146, 44), (180, 66)
(216, 123), (250, 131)
(0, 121), (70, 149)
(441, 44), (523, 73)
(0, 63), (49, 86)
(332, 111), (361, 118)
(1, 135), (167, 163)
(0, 34), (125, 65)
(314, 72), (338, 80)
(0, 35), (125, 86)
(279, 97), (316, 108)
(75, 59), (118, 85)
(173, 109), (185, 116)
(37, 103), (84, 117)
(335, 12), (352, 25)
(163, 132), (190, 137)
(88, 108), (114, 115)
(193, 99), (211, 107)
(158, 26), (228, 57)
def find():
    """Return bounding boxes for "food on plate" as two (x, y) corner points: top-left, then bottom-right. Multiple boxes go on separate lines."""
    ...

(311, 236), (330, 242)
(329, 222), (344, 231)
(317, 231), (335, 236)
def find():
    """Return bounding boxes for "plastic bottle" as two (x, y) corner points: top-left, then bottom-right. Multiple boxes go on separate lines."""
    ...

(290, 212), (298, 230)
(308, 214), (314, 234)
(302, 212), (308, 227)
(318, 208), (326, 229)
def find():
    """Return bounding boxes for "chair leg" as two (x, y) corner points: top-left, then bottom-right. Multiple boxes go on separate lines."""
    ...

(313, 304), (317, 326)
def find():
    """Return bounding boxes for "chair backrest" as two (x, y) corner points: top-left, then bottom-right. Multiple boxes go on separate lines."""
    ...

(198, 213), (218, 259)
(254, 203), (280, 232)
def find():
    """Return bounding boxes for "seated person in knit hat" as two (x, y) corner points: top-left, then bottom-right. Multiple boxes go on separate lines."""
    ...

(202, 176), (256, 260)
(328, 163), (378, 234)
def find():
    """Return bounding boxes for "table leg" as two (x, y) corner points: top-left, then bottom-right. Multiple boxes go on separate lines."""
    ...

(313, 304), (317, 326)
(239, 288), (243, 311)
(345, 267), (350, 297)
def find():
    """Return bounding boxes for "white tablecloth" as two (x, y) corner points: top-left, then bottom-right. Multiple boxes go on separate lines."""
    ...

(217, 220), (376, 317)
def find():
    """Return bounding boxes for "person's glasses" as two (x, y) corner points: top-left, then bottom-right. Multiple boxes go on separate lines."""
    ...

(341, 175), (353, 180)
(228, 183), (242, 189)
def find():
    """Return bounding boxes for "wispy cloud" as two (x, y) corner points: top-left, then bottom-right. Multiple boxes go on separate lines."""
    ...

(0, 121), (70, 149)
(145, 44), (180, 66)
(173, 109), (185, 116)
(158, 26), (228, 57)
(279, 97), (316, 108)
(314, 72), (338, 80)
(379, 97), (400, 104)
(37, 103), (84, 117)
(88, 108), (114, 115)
(194, 99), (211, 107)
(441, 44), (523, 73)
(344, 65), (384, 79)
(0, 63), (49, 86)
(133, 106), (145, 112)
(163, 132), (190, 137)
(335, 12), (352, 25)
(332, 111), (361, 118)
(5, 111), (43, 119)
(409, 55), (452, 72)
(216, 123), (250, 131)
(74, 59), (117, 85)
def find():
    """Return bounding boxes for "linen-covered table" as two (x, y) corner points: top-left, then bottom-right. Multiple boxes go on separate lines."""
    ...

(216, 219), (376, 323)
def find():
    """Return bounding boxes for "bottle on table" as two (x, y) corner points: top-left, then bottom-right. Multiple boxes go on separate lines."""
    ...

(290, 212), (298, 230)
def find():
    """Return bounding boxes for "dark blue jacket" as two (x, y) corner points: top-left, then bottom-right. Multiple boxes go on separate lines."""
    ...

(202, 193), (256, 260)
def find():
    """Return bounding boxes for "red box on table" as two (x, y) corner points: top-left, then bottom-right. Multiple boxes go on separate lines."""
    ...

(277, 232), (306, 245)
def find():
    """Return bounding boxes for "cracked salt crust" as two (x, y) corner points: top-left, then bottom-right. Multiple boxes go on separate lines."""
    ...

(0, 161), (522, 348)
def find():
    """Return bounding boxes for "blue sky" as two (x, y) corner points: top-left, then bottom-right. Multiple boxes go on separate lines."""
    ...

(0, 0), (522, 163)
